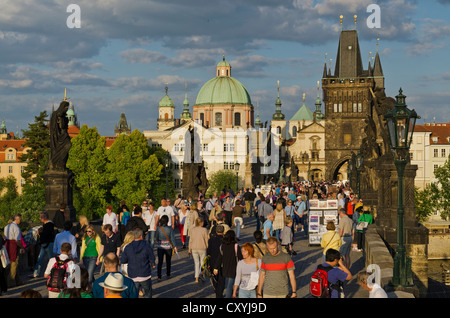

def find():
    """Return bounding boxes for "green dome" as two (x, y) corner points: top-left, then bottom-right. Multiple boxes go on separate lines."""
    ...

(159, 94), (174, 107)
(194, 76), (252, 106)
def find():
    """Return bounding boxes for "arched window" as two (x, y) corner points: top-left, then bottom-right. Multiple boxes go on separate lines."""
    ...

(292, 126), (297, 137)
(215, 113), (222, 126)
(164, 113), (168, 120)
(234, 112), (241, 126)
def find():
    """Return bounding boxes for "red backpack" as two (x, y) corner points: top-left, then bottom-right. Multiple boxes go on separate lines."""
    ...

(310, 264), (334, 298)
(47, 256), (71, 292)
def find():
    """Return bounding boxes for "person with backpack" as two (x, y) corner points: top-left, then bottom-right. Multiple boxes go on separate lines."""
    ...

(310, 248), (352, 298)
(44, 242), (76, 298)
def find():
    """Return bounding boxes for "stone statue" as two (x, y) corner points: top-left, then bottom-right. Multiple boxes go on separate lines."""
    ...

(47, 101), (71, 171)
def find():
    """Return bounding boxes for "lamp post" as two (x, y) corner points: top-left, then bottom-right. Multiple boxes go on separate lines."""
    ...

(348, 158), (354, 189)
(165, 153), (170, 200)
(235, 162), (240, 192)
(384, 88), (418, 287)
(355, 151), (364, 199)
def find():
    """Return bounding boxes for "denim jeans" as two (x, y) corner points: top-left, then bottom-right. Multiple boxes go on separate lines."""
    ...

(146, 231), (156, 250)
(83, 256), (98, 284)
(157, 248), (172, 278)
(134, 278), (152, 298)
(33, 242), (54, 276)
(234, 217), (243, 238)
(239, 288), (256, 298)
(224, 277), (234, 298)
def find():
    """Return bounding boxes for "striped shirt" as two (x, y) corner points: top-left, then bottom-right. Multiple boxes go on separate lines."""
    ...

(261, 252), (295, 296)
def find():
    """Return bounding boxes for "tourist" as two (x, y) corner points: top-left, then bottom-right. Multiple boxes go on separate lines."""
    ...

(232, 199), (245, 239)
(256, 237), (296, 298)
(80, 224), (102, 284)
(19, 289), (42, 298)
(102, 205), (118, 233)
(177, 202), (189, 248)
(4, 214), (25, 287)
(142, 202), (157, 249)
(233, 243), (261, 298)
(295, 195), (306, 232)
(213, 230), (243, 298)
(44, 242), (76, 298)
(53, 203), (66, 232)
(119, 205), (131, 239)
(97, 224), (121, 275)
(356, 271), (388, 298)
(316, 248), (352, 298)
(280, 216), (295, 256)
(189, 217), (209, 283)
(252, 230), (268, 260)
(207, 224), (225, 297)
(120, 228), (156, 298)
(258, 197), (273, 226)
(118, 231), (135, 277)
(155, 199), (175, 230)
(125, 206), (148, 235)
(92, 252), (138, 298)
(99, 272), (128, 298)
(53, 221), (77, 260)
(209, 212), (230, 237)
(155, 215), (177, 281)
(0, 235), (7, 295)
(31, 212), (55, 278)
(222, 196), (233, 227)
(356, 206), (373, 252)
(338, 208), (353, 269)
(263, 213), (274, 241)
(184, 203), (199, 239)
(320, 221), (341, 262)
(272, 203), (286, 241)
(73, 215), (89, 257)
(208, 199), (222, 229)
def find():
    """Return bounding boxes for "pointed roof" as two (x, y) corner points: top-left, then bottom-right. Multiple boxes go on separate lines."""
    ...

(334, 30), (364, 78)
(290, 93), (314, 122)
(272, 80), (285, 120)
(372, 52), (383, 77)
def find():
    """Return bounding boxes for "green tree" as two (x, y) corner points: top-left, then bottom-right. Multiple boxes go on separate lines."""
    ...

(414, 185), (436, 223)
(206, 169), (242, 197)
(431, 155), (450, 220)
(0, 176), (19, 226)
(67, 125), (110, 220)
(20, 111), (50, 186)
(107, 130), (163, 206)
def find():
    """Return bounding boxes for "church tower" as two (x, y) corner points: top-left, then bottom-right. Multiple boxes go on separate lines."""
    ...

(271, 80), (287, 139)
(157, 85), (176, 131)
(322, 18), (384, 180)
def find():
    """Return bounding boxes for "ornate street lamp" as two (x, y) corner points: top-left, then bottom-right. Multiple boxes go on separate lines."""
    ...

(355, 151), (364, 199)
(348, 157), (354, 189)
(235, 162), (240, 192)
(384, 88), (419, 287)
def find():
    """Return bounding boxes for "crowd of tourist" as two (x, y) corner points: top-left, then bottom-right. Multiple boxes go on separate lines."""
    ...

(0, 179), (385, 298)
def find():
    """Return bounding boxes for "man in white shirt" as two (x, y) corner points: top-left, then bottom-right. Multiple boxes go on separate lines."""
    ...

(103, 205), (118, 233)
(44, 242), (77, 298)
(4, 214), (25, 287)
(154, 199), (175, 229)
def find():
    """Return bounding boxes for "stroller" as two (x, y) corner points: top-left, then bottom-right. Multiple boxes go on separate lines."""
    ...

(201, 255), (217, 290)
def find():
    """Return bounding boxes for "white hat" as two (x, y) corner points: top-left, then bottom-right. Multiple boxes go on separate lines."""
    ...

(99, 273), (128, 292)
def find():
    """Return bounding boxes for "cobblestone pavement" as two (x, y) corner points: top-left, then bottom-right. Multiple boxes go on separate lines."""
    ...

(2, 213), (372, 299)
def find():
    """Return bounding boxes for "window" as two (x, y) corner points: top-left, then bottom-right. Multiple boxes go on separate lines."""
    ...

(8, 166), (13, 173)
(338, 103), (342, 112)
(434, 164), (439, 172)
(174, 143), (184, 152)
(224, 144), (235, 152)
(199, 113), (204, 124)
(215, 113), (222, 126)
(292, 126), (297, 137)
(434, 149), (439, 157)
(344, 133), (352, 145)
(358, 103), (362, 112)
(202, 144), (208, 152)
(234, 113), (241, 126)
(442, 149), (446, 157)
(409, 152), (413, 160)
(174, 179), (181, 189)
(334, 103), (338, 112)
(353, 103), (357, 113)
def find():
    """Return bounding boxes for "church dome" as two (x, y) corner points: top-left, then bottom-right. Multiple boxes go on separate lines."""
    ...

(194, 76), (252, 106)
(159, 94), (174, 107)
(194, 56), (252, 107)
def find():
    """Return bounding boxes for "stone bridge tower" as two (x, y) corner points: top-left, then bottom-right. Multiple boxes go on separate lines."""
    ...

(322, 28), (384, 180)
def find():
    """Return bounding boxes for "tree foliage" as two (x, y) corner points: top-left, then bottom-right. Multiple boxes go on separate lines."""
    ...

(206, 169), (241, 197)
(106, 130), (163, 207)
(0, 176), (19, 226)
(67, 125), (110, 220)
(430, 155), (450, 220)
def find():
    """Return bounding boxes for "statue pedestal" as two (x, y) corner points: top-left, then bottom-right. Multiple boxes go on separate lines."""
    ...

(44, 169), (76, 222)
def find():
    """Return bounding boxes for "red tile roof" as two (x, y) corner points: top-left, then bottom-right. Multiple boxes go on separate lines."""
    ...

(415, 123), (450, 145)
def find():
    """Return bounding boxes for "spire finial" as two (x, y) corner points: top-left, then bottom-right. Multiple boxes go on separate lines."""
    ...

(223, 53), (225, 61)
(277, 80), (280, 97)
(165, 83), (168, 95)
(302, 92), (306, 103)
(354, 14), (357, 29)
(340, 15), (343, 30)
(376, 37), (380, 53)
(63, 88), (70, 101)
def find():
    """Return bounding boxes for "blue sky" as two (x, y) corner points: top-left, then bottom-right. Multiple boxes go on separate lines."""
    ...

(0, 0), (449, 136)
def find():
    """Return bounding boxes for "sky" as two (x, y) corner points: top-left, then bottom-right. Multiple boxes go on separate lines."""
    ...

(0, 0), (449, 137)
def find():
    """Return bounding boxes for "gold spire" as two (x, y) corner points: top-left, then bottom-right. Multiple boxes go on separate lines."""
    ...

(354, 14), (357, 29)
(376, 37), (380, 52)
(340, 14), (343, 30)
(63, 88), (70, 101)
(302, 92), (306, 103)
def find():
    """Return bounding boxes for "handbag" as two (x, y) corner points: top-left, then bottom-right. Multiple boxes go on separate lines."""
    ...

(246, 260), (260, 290)
(356, 215), (368, 231)
(1, 246), (10, 268)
